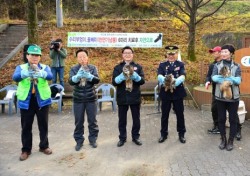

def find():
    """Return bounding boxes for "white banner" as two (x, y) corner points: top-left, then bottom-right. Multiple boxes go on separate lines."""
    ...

(67, 32), (163, 48)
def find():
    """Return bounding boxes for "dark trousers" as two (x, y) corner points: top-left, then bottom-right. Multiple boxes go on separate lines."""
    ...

(73, 101), (99, 144)
(217, 100), (239, 137)
(118, 104), (141, 141)
(161, 99), (186, 137)
(211, 96), (218, 126)
(20, 95), (49, 153)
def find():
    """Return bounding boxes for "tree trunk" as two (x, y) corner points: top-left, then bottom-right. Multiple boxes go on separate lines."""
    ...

(27, 0), (38, 44)
(187, 8), (196, 61)
(0, 0), (9, 19)
(187, 25), (196, 61)
(84, 0), (88, 12)
(56, 0), (63, 28)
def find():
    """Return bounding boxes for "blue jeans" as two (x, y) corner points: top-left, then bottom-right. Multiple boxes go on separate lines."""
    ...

(51, 67), (64, 87)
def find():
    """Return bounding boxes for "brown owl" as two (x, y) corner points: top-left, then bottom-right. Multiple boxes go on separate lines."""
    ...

(220, 66), (230, 77)
(29, 64), (40, 85)
(164, 74), (176, 93)
(79, 65), (90, 87)
(123, 64), (134, 92)
(219, 66), (232, 99)
(220, 81), (232, 99)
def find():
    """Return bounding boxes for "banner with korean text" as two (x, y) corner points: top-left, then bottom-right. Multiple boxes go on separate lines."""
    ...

(67, 32), (163, 48)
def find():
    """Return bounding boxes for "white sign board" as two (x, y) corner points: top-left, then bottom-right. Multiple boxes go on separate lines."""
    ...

(241, 56), (250, 67)
(67, 32), (162, 48)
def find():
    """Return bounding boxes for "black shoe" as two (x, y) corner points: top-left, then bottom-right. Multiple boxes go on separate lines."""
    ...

(90, 142), (97, 148)
(132, 138), (142, 146)
(179, 136), (186, 143)
(235, 125), (242, 141)
(117, 140), (126, 147)
(208, 126), (220, 134)
(226, 137), (234, 151)
(219, 135), (227, 150)
(158, 136), (168, 143)
(235, 132), (242, 141)
(75, 143), (83, 151)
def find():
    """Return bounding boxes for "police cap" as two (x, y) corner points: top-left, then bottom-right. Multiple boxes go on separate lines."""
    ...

(165, 45), (179, 54)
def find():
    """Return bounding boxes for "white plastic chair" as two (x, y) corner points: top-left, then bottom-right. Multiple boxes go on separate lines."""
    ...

(0, 85), (17, 115)
(154, 85), (161, 112)
(96, 83), (116, 112)
(50, 83), (64, 113)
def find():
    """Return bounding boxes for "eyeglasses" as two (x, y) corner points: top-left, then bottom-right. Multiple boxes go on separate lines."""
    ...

(123, 52), (133, 55)
(30, 54), (40, 57)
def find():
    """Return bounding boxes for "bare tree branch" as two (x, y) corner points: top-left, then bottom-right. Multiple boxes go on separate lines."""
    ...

(196, 0), (227, 25)
(169, 0), (190, 17)
(158, 5), (189, 27)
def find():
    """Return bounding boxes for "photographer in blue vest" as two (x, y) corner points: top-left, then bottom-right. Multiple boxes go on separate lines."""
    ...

(157, 45), (187, 144)
(12, 45), (53, 161)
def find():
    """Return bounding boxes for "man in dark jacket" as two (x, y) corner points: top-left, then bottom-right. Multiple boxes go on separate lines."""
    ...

(68, 49), (100, 151)
(157, 45), (187, 144)
(112, 46), (145, 147)
(205, 46), (222, 134)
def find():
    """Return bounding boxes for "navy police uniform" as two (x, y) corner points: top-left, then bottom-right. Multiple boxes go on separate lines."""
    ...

(158, 45), (187, 143)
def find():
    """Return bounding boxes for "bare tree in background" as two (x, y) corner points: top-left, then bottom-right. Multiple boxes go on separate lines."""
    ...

(159, 0), (227, 61)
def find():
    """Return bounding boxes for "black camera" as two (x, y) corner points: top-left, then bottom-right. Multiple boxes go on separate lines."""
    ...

(50, 41), (60, 50)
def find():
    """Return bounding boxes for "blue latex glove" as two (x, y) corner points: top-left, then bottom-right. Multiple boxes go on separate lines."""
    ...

(82, 72), (94, 81)
(175, 75), (185, 86)
(157, 75), (165, 86)
(21, 69), (33, 79)
(225, 76), (241, 85)
(115, 73), (126, 84)
(72, 73), (83, 83)
(33, 70), (48, 79)
(130, 72), (141, 82)
(212, 75), (225, 84)
(72, 69), (85, 83)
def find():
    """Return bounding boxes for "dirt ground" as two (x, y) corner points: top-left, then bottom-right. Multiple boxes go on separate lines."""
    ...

(1, 103), (250, 176)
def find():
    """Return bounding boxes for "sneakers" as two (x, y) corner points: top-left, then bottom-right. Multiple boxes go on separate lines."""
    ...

(19, 152), (31, 161)
(208, 126), (220, 134)
(39, 148), (52, 155)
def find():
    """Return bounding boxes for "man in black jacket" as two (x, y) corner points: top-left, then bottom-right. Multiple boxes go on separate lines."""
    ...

(68, 49), (100, 151)
(205, 46), (222, 134)
(112, 46), (145, 147)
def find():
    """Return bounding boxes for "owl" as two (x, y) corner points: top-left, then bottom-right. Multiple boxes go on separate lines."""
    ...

(220, 80), (232, 99)
(164, 74), (176, 93)
(123, 64), (134, 92)
(219, 66), (232, 99)
(29, 64), (40, 85)
(79, 65), (89, 87)
(220, 66), (230, 77)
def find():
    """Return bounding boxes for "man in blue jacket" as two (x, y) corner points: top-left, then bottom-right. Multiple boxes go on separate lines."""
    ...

(12, 45), (53, 161)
